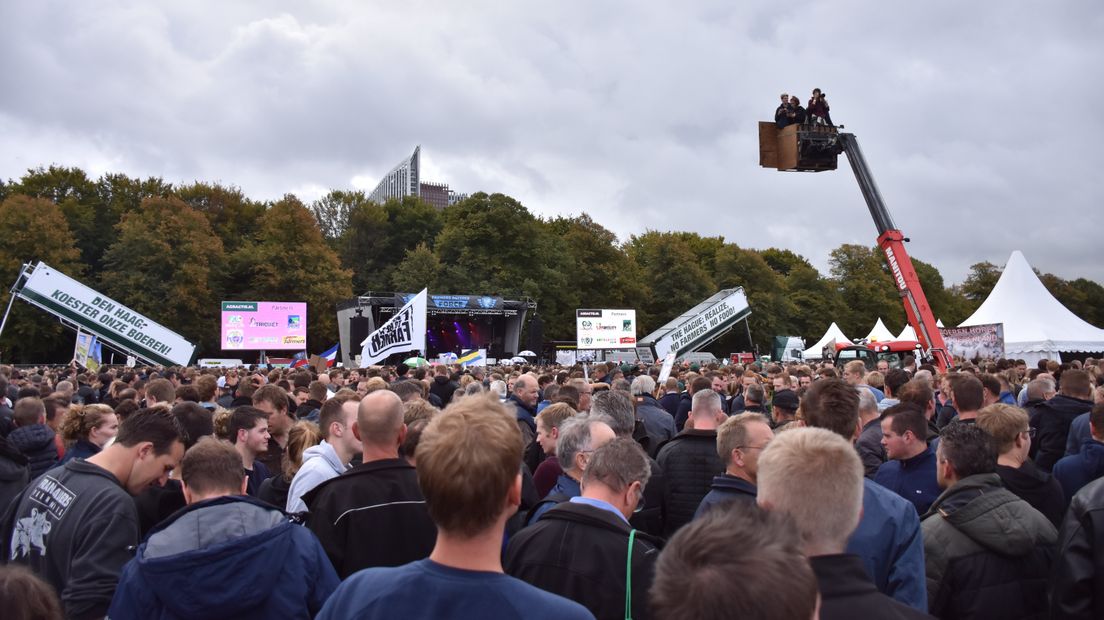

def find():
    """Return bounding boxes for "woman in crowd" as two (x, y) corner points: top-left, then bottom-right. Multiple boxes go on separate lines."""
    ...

(259, 420), (321, 510)
(59, 403), (119, 463)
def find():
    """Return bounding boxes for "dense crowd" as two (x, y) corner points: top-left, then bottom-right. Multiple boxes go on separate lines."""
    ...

(0, 355), (1102, 619)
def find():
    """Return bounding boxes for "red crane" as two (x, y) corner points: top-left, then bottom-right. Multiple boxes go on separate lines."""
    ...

(760, 122), (952, 372)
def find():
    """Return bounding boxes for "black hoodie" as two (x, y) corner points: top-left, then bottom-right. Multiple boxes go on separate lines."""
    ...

(996, 461), (1065, 527)
(1032, 394), (1093, 471)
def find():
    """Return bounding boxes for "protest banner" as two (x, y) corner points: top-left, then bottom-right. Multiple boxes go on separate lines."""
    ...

(941, 323), (1005, 360)
(360, 289), (427, 366)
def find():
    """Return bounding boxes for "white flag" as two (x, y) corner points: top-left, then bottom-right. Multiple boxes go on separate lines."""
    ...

(360, 289), (428, 366)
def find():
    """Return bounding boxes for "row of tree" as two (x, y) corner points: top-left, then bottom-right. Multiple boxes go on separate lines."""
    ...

(2, 166), (1102, 363)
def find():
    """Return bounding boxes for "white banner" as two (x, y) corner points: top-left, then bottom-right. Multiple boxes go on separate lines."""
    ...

(657, 352), (678, 383)
(17, 262), (196, 366)
(74, 331), (94, 368)
(654, 289), (750, 360)
(360, 288), (427, 366)
(941, 323), (1005, 360)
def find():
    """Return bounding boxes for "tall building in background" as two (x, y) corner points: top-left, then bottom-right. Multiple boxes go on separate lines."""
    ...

(368, 145), (468, 210)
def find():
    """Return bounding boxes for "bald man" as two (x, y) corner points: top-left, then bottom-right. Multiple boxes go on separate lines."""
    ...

(304, 391), (437, 578)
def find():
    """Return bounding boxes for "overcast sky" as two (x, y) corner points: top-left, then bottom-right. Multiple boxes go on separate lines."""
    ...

(2, 1), (1101, 285)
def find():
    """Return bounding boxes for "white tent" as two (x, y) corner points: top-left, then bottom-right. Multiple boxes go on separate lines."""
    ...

(959, 250), (1104, 364)
(802, 322), (850, 359)
(864, 318), (896, 342)
(897, 324), (917, 341)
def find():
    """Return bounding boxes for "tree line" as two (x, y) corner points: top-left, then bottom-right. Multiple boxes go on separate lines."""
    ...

(1, 165), (1102, 362)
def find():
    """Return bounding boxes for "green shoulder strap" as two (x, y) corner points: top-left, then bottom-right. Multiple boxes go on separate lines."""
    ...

(625, 528), (637, 620)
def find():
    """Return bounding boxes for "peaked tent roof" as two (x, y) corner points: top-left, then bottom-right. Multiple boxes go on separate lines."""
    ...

(959, 250), (1104, 355)
(802, 322), (850, 359)
(864, 318), (896, 342)
(898, 324), (917, 341)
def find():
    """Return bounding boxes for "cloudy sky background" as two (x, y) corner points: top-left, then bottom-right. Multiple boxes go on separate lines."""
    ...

(2, 1), (1101, 284)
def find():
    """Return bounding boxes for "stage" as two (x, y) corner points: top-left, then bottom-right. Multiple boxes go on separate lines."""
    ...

(335, 292), (537, 367)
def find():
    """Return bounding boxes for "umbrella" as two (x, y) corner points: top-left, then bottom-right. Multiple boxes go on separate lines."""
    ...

(509, 356), (527, 364)
(517, 350), (536, 357)
(403, 357), (429, 367)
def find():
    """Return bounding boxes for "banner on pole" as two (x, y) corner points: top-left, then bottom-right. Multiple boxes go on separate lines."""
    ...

(360, 289), (427, 366)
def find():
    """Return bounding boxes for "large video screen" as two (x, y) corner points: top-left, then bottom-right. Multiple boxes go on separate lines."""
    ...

(221, 301), (307, 350)
(576, 309), (637, 349)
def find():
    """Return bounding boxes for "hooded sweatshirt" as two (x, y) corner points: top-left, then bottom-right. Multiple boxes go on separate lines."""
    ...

(108, 495), (338, 620)
(286, 440), (347, 514)
(7, 424), (59, 479)
(995, 460), (1066, 527)
(921, 473), (1056, 619)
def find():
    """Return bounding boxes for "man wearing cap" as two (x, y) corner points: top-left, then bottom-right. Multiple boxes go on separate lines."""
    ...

(770, 389), (800, 430)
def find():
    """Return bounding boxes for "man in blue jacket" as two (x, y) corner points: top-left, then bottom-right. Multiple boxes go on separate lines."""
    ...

(1052, 401), (1104, 504)
(875, 404), (941, 514)
(695, 412), (772, 518)
(108, 437), (338, 619)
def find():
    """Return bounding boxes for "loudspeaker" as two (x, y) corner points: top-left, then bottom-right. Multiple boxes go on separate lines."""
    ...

(349, 315), (372, 350)
(528, 316), (544, 352)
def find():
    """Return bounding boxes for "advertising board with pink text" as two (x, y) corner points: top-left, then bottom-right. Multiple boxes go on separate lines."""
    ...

(221, 301), (307, 350)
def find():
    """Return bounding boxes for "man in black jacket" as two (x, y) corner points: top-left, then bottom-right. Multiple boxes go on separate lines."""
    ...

(505, 438), (661, 619)
(694, 412), (772, 519)
(1032, 370), (1094, 471)
(304, 390), (436, 578)
(590, 390), (666, 537)
(657, 389), (724, 536)
(7, 397), (58, 480)
(428, 366), (459, 408)
(977, 403), (1066, 527)
(1050, 476), (1104, 619)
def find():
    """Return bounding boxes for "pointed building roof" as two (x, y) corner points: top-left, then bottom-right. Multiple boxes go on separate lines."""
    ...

(864, 318), (895, 342)
(959, 250), (1104, 355)
(802, 322), (850, 359)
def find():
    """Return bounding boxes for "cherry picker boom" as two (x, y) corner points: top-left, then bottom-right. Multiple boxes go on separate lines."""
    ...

(759, 122), (952, 372)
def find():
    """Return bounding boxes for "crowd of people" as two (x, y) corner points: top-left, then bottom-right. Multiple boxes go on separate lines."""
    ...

(776, 88), (833, 129)
(0, 354), (1102, 619)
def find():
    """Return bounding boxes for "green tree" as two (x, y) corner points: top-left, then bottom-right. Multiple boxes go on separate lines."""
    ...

(311, 189), (369, 243)
(828, 244), (905, 337)
(11, 166), (110, 271)
(230, 195), (353, 349)
(176, 182), (266, 255)
(390, 242), (442, 292)
(0, 195), (86, 361)
(338, 196), (443, 293)
(625, 231), (715, 331)
(99, 197), (225, 356)
(713, 244), (796, 351)
(760, 247), (814, 277)
(786, 263), (849, 342)
(960, 261), (1002, 315)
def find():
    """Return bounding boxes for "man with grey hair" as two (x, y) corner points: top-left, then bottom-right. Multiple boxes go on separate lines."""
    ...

(656, 389), (725, 535)
(856, 388), (886, 477)
(505, 438), (661, 619)
(592, 389), (668, 536)
(631, 375), (677, 455)
(526, 415), (616, 525)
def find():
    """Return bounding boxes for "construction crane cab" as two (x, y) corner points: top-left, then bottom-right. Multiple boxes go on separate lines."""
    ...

(761, 115), (953, 372)
(830, 340), (926, 371)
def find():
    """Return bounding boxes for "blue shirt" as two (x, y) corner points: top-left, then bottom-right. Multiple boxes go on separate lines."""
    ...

(528, 474), (581, 524)
(317, 558), (595, 620)
(873, 446), (941, 514)
(846, 478), (928, 612)
(569, 496), (627, 524)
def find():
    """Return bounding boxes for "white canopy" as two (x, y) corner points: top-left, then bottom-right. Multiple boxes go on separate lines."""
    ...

(959, 250), (1104, 363)
(897, 324), (917, 341)
(864, 318), (895, 342)
(802, 322), (850, 359)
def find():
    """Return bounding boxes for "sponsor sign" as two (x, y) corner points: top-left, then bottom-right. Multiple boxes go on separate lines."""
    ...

(361, 289), (428, 366)
(576, 309), (637, 350)
(15, 262), (195, 366)
(654, 289), (751, 360)
(220, 301), (307, 351)
(941, 323), (1005, 360)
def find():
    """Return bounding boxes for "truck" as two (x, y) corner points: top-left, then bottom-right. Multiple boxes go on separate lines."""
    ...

(760, 121), (952, 372)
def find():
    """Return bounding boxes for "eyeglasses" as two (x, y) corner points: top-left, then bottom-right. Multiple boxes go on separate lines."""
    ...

(736, 445), (768, 451)
(1022, 428), (1036, 438)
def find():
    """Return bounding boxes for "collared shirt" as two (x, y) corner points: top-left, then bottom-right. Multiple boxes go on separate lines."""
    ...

(569, 496), (628, 524)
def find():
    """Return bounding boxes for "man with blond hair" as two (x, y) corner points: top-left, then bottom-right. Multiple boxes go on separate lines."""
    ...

(976, 403), (1064, 527)
(317, 395), (591, 620)
(695, 412), (773, 518)
(757, 427), (930, 619)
